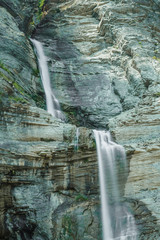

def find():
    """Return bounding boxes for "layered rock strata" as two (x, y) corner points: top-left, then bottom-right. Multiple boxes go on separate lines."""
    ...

(0, 103), (100, 239)
(109, 96), (160, 238)
(0, 3), (45, 110)
(34, 0), (160, 128)
(0, 0), (160, 239)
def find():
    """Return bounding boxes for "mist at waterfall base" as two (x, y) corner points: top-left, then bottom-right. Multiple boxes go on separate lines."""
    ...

(94, 130), (137, 240)
(31, 39), (65, 120)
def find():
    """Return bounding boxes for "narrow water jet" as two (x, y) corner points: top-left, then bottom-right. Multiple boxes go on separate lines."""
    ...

(31, 39), (65, 120)
(93, 130), (137, 240)
(74, 127), (79, 151)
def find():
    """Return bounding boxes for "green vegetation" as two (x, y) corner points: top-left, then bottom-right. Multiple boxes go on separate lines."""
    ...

(13, 82), (24, 95)
(31, 93), (45, 108)
(29, 0), (47, 28)
(0, 61), (11, 74)
(83, 158), (89, 163)
(32, 68), (40, 77)
(92, 140), (96, 149)
(62, 215), (72, 236)
(37, 0), (46, 20)
(0, 72), (13, 83)
(152, 56), (160, 62)
(75, 193), (88, 202)
(0, 61), (26, 96)
(153, 92), (160, 97)
(9, 96), (28, 104)
(0, 61), (14, 84)
(39, 0), (45, 9)
(30, 20), (35, 27)
(61, 215), (77, 240)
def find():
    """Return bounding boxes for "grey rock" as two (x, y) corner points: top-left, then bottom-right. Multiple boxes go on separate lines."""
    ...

(109, 96), (160, 238)
(0, 0), (160, 239)
(0, 6), (45, 109)
(32, 0), (160, 129)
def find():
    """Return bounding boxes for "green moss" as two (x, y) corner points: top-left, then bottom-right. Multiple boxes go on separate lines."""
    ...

(37, 0), (46, 20)
(31, 93), (45, 108)
(92, 140), (97, 149)
(61, 215), (77, 240)
(75, 194), (88, 202)
(30, 20), (35, 26)
(62, 215), (72, 236)
(0, 61), (11, 74)
(0, 91), (3, 103)
(152, 56), (160, 62)
(32, 68), (39, 77)
(83, 158), (89, 163)
(39, 0), (45, 9)
(0, 72), (13, 83)
(0, 61), (25, 95)
(9, 96), (28, 103)
(153, 92), (160, 97)
(13, 82), (24, 95)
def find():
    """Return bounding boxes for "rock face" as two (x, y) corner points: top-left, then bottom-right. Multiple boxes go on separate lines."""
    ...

(109, 96), (160, 238)
(0, 0), (39, 33)
(33, 0), (160, 128)
(0, 0), (160, 239)
(0, 103), (100, 240)
(0, 1), (45, 109)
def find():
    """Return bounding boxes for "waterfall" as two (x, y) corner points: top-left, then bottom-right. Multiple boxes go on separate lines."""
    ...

(31, 39), (64, 120)
(93, 130), (138, 240)
(74, 127), (79, 151)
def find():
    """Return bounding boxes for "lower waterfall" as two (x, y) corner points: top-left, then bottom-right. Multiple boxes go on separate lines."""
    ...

(94, 130), (138, 240)
(31, 39), (64, 120)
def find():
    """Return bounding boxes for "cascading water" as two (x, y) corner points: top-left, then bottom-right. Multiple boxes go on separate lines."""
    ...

(93, 130), (138, 240)
(31, 39), (64, 120)
(74, 127), (79, 151)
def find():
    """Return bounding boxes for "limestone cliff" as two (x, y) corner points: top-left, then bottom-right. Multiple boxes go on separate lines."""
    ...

(0, 0), (160, 239)
(34, 0), (160, 128)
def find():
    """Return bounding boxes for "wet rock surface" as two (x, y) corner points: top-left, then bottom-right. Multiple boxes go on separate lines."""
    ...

(33, 0), (160, 128)
(0, 0), (160, 239)
(109, 96), (160, 238)
(0, 103), (99, 239)
(0, 2), (45, 110)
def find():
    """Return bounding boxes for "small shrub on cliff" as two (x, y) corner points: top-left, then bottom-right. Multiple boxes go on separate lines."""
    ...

(75, 194), (88, 202)
(37, 0), (46, 20)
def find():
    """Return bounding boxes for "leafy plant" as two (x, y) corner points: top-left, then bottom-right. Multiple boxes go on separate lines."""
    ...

(37, 0), (46, 20)
(75, 194), (88, 202)
(39, 0), (45, 9)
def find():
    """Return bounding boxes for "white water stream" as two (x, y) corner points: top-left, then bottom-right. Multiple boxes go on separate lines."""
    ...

(94, 130), (137, 240)
(31, 38), (137, 240)
(31, 39), (64, 120)
(74, 127), (79, 151)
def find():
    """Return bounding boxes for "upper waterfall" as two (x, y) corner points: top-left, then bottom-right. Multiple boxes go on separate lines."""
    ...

(31, 39), (65, 120)
(94, 130), (138, 240)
